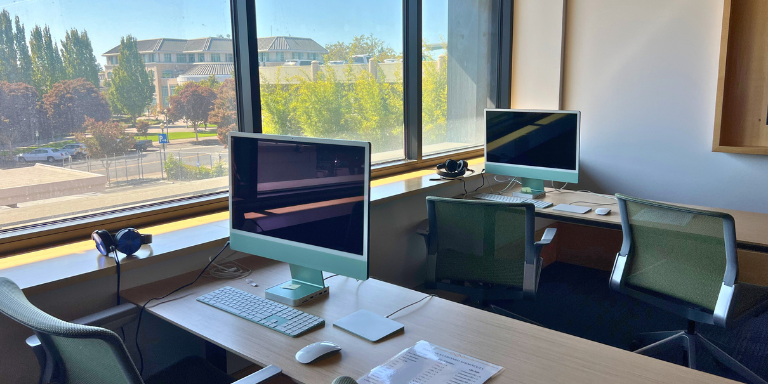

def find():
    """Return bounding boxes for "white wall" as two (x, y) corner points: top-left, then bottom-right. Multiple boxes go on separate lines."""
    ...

(563, 0), (768, 214)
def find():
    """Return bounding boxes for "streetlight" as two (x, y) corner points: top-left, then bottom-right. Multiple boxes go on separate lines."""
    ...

(35, 130), (39, 146)
(163, 108), (169, 134)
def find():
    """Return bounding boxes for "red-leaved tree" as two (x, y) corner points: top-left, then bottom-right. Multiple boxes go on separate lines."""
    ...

(78, 117), (134, 184)
(168, 82), (216, 141)
(43, 78), (110, 138)
(208, 78), (237, 147)
(0, 82), (39, 158)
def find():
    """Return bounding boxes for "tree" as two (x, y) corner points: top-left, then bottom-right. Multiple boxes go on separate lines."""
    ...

(422, 39), (447, 145)
(198, 74), (220, 90)
(43, 78), (110, 137)
(14, 16), (32, 85)
(324, 34), (399, 63)
(259, 69), (299, 135)
(167, 82), (215, 140)
(209, 78), (237, 147)
(0, 81), (38, 158)
(108, 35), (154, 125)
(60, 29), (100, 88)
(0, 10), (18, 82)
(135, 120), (149, 135)
(78, 118), (134, 184)
(30, 25), (65, 96)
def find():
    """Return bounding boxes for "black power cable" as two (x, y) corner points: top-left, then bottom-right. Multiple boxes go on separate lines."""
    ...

(135, 241), (230, 377)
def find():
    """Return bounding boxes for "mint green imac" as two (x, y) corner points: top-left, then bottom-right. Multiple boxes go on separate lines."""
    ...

(229, 132), (370, 306)
(485, 109), (580, 198)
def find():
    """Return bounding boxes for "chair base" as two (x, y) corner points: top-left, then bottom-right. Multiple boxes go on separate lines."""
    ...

(634, 329), (766, 384)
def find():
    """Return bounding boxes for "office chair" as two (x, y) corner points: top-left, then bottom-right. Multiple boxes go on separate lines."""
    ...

(610, 194), (768, 384)
(0, 277), (282, 384)
(419, 197), (556, 304)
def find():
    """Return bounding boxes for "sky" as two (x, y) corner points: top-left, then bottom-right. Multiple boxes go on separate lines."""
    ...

(0, 0), (447, 66)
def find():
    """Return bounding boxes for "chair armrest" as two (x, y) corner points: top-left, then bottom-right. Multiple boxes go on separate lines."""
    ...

(73, 302), (139, 329)
(533, 228), (557, 256)
(232, 365), (282, 384)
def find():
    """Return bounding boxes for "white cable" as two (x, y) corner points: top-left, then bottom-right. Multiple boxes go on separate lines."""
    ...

(207, 251), (252, 279)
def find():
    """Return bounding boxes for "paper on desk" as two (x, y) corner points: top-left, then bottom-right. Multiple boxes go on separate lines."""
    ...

(358, 340), (503, 384)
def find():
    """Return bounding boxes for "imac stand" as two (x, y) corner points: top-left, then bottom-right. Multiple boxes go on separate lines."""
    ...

(513, 178), (547, 199)
(266, 264), (329, 306)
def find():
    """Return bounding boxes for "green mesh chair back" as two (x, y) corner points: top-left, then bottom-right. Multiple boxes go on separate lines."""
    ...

(426, 197), (536, 290)
(0, 277), (143, 384)
(610, 194), (739, 325)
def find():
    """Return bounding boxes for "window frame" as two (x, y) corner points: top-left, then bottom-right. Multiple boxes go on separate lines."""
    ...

(0, 0), (512, 257)
(198, 53), (206, 62)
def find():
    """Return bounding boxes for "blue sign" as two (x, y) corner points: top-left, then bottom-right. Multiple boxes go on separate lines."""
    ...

(158, 134), (169, 144)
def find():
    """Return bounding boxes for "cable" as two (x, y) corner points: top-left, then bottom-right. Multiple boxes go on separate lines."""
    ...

(112, 249), (126, 342)
(324, 274), (338, 281)
(386, 294), (437, 318)
(206, 250), (252, 279)
(472, 169), (486, 192)
(550, 180), (569, 192)
(135, 241), (230, 377)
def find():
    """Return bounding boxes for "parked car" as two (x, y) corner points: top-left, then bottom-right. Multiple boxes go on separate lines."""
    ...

(133, 140), (154, 151)
(328, 61), (346, 65)
(383, 58), (401, 63)
(351, 54), (373, 64)
(17, 148), (71, 163)
(60, 143), (87, 158)
(283, 60), (313, 66)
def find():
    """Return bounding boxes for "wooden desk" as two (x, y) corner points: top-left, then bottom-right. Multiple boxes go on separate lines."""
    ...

(494, 186), (768, 252)
(122, 256), (734, 384)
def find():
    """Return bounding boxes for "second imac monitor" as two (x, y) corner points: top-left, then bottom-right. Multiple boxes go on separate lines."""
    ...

(485, 109), (580, 198)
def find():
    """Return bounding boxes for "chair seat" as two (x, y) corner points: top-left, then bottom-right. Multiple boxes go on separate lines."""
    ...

(732, 282), (768, 321)
(146, 356), (234, 384)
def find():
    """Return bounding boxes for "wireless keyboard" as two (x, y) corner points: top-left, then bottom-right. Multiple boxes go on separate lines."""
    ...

(475, 193), (553, 208)
(197, 286), (324, 337)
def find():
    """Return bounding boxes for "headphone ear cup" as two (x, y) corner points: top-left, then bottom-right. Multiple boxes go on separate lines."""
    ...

(92, 230), (115, 256)
(115, 228), (142, 255)
(445, 159), (458, 173)
(456, 160), (466, 173)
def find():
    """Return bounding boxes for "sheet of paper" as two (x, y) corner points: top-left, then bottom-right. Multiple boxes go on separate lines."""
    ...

(358, 340), (504, 384)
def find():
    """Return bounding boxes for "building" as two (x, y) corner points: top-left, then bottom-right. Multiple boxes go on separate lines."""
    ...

(256, 36), (328, 66)
(101, 36), (327, 110)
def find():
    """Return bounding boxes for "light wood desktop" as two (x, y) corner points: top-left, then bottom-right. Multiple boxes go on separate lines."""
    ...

(122, 256), (735, 384)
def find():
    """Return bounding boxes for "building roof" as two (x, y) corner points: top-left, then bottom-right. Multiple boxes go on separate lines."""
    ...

(181, 63), (235, 76)
(257, 36), (327, 53)
(103, 37), (234, 55)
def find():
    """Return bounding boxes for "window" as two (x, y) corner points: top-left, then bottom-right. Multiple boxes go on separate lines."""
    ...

(170, 85), (177, 95)
(0, 0), (239, 246)
(198, 53), (205, 62)
(211, 53), (221, 62)
(258, 52), (266, 62)
(189, 54), (195, 63)
(255, 0), (404, 163)
(308, 53), (318, 61)
(226, 54), (234, 62)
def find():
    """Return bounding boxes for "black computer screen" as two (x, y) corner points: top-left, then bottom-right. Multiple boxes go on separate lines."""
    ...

(230, 136), (368, 256)
(486, 110), (578, 170)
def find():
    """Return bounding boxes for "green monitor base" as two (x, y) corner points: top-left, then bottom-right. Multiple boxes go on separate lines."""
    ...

(265, 264), (328, 307)
(512, 178), (547, 199)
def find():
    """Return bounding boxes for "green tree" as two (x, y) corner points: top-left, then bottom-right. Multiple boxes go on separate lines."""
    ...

(77, 117), (134, 184)
(0, 81), (38, 158)
(198, 74), (220, 90)
(108, 35), (154, 125)
(14, 16), (32, 85)
(60, 29), (100, 88)
(43, 78), (110, 137)
(0, 10), (18, 82)
(260, 68), (299, 135)
(167, 82), (216, 140)
(422, 39), (447, 145)
(30, 25), (65, 96)
(324, 34), (399, 63)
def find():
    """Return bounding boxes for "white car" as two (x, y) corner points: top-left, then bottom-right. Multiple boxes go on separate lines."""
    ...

(328, 61), (346, 65)
(17, 148), (71, 163)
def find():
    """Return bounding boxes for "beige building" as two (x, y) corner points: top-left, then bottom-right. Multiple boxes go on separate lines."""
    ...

(101, 36), (327, 111)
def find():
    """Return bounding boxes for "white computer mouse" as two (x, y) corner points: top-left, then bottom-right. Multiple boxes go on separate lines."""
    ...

(595, 208), (611, 215)
(295, 341), (341, 364)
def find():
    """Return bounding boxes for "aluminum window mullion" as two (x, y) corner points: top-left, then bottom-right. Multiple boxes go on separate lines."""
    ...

(231, 0), (261, 133)
(403, 0), (423, 161)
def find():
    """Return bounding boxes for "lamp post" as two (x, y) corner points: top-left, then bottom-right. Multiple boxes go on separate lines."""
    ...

(35, 130), (39, 146)
(163, 108), (169, 134)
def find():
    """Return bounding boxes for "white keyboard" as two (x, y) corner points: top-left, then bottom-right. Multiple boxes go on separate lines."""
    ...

(475, 193), (553, 208)
(197, 286), (324, 337)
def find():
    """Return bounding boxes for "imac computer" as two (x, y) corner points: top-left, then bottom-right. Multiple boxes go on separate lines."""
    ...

(485, 109), (580, 198)
(229, 132), (370, 306)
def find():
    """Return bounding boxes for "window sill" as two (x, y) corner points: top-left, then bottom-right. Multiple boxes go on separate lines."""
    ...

(0, 158), (485, 295)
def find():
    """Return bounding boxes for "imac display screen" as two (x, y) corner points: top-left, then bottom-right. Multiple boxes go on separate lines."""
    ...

(231, 136), (367, 256)
(486, 110), (578, 171)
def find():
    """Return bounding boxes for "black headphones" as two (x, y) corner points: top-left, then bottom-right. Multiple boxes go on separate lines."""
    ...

(91, 228), (152, 256)
(436, 159), (473, 178)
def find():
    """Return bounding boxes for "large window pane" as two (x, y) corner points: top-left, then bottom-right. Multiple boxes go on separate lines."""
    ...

(422, 0), (493, 156)
(255, 0), (404, 164)
(0, 0), (237, 232)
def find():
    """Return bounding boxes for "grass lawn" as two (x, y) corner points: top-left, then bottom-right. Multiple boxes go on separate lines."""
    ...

(135, 131), (217, 142)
